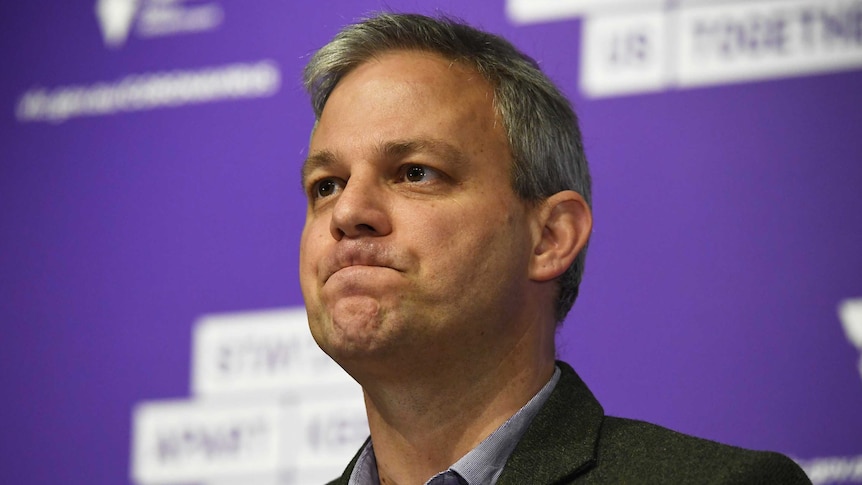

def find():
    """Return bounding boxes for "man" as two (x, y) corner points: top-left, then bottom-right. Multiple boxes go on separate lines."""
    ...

(298, 12), (811, 485)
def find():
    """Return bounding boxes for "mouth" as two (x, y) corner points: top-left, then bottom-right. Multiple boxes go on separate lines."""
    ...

(326, 263), (392, 282)
(322, 243), (400, 284)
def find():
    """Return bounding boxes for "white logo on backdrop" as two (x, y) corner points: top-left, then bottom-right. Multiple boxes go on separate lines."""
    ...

(95, 0), (223, 48)
(839, 298), (862, 381)
(95, 0), (140, 47)
(795, 300), (862, 484)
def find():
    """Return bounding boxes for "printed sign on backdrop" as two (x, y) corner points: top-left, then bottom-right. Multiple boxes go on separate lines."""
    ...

(15, 61), (281, 123)
(510, 0), (862, 97)
(131, 308), (368, 485)
(507, 0), (663, 24)
(580, 10), (669, 96)
(192, 308), (354, 396)
(585, 0), (862, 97)
(132, 398), (286, 484)
(675, 0), (862, 88)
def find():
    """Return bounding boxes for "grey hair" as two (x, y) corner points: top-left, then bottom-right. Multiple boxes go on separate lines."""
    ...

(303, 13), (592, 323)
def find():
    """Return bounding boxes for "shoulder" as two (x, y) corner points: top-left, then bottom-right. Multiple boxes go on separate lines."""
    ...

(500, 362), (811, 484)
(588, 416), (811, 484)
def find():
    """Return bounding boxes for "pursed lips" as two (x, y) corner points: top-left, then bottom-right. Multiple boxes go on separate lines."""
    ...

(322, 244), (400, 283)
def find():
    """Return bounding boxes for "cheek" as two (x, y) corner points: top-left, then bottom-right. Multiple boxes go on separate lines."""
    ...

(299, 221), (326, 283)
(413, 204), (520, 277)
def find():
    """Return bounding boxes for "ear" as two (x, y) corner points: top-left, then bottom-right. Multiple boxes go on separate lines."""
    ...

(529, 190), (592, 282)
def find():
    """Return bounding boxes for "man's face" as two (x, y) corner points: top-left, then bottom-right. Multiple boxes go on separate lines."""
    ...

(299, 51), (541, 373)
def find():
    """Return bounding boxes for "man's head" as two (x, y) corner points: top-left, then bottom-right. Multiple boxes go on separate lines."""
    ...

(303, 13), (592, 322)
(298, 13), (592, 377)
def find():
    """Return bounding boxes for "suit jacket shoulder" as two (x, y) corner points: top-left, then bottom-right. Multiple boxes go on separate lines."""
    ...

(497, 361), (811, 484)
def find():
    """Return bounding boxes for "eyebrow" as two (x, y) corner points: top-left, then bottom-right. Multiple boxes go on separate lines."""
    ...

(301, 149), (338, 188)
(301, 138), (466, 186)
(379, 138), (466, 167)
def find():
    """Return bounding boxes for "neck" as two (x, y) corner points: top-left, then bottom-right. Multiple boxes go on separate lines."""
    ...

(359, 323), (556, 484)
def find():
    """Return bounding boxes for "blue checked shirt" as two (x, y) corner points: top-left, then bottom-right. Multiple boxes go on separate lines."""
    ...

(348, 366), (561, 485)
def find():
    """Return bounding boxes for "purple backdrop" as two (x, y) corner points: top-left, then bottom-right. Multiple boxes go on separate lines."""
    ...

(1, 0), (861, 483)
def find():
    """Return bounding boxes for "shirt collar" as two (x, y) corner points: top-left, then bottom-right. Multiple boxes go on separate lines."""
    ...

(349, 441), (380, 485)
(348, 365), (561, 485)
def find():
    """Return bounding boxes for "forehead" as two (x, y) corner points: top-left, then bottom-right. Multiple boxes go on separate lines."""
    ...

(306, 50), (506, 165)
(335, 49), (491, 103)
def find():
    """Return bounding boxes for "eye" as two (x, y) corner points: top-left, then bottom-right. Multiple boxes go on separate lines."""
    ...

(311, 178), (342, 199)
(405, 165), (426, 182)
(401, 164), (439, 183)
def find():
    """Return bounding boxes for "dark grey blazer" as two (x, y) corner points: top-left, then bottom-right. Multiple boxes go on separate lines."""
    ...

(328, 361), (811, 484)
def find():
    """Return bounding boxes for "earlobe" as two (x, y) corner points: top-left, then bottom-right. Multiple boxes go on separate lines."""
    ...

(529, 191), (592, 282)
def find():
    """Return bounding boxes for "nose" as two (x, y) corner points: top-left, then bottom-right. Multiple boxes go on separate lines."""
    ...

(329, 175), (392, 240)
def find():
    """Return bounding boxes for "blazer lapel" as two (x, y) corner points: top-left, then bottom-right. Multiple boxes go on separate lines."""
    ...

(496, 361), (604, 484)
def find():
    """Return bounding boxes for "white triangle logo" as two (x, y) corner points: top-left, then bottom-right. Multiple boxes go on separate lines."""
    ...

(95, 0), (140, 48)
(839, 298), (862, 382)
